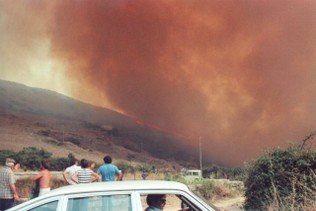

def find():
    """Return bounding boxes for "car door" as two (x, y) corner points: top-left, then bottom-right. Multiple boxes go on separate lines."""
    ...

(137, 190), (216, 211)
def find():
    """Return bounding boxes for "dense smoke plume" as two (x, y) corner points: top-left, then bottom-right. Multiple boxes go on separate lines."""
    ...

(1, 0), (316, 165)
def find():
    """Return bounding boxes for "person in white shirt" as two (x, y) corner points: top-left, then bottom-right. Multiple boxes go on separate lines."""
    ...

(62, 158), (81, 185)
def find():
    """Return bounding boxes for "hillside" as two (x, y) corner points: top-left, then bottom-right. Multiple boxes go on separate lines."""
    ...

(0, 80), (196, 169)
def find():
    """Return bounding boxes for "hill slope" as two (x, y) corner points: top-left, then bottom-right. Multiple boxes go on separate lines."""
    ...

(0, 80), (197, 168)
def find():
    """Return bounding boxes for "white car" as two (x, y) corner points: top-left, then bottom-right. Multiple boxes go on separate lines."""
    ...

(9, 180), (218, 211)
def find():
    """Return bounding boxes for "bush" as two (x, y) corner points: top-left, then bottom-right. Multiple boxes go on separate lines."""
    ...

(1, 147), (74, 171)
(195, 180), (215, 199)
(203, 165), (246, 180)
(193, 179), (240, 201)
(164, 173), (187, 184)
(136, 163), (155, 173)
(16, 147), (52, 170)
(244, 147), (316, 210)
(50, 157), (70, 171)
(116, 161), (135, 174)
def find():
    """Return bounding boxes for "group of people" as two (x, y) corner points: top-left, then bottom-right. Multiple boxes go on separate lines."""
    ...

(62, 155), (122, 185)
(0, 155), (122, 211)
(0, 157), (178, 211)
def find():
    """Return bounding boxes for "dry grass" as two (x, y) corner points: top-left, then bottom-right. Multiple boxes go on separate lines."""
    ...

(16, 178), (67, 198)
(265, 173), (316, 211)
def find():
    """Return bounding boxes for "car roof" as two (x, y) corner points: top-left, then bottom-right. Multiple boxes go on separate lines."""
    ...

(39, 180), (190, 197)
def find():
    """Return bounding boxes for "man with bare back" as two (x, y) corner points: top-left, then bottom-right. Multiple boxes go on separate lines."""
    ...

(31, 160), (51, 196)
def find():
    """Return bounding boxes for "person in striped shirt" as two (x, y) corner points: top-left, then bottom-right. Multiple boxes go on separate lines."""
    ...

(71, 159), (100, 184)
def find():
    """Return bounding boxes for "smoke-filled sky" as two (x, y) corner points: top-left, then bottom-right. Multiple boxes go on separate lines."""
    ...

(1, 0), (315, 166)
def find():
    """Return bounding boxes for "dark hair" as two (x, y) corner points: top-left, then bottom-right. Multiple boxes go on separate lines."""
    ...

(70, 158), (78, 166)
(41, 160), (50, 170)
(103, 155), (112, 164)
(146, 194), (166, 206)
(80, 159), (89, 168)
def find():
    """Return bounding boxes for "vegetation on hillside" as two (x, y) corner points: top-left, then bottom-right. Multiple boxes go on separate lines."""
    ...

(0, 147), (163, 174)
(203, 165), (246, 181)
(0, 147), (74, 171)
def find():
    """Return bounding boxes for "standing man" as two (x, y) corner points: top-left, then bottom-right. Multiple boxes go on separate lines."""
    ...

(97, 155), (122, 182)
(31, 160), (51, 196)
(0, 158), (20, 211)
(62, 158), (81, 185)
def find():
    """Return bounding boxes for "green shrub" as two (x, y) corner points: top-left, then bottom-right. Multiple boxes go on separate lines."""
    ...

(16, 147), (52, 170)
(1, 147), (74, 171)
(50, 157), (70, 171)
(203, 165), (246, 180)
(116, 161), (135, 174)
(136, 163), (155, 173)
(244, 147), (316, 210)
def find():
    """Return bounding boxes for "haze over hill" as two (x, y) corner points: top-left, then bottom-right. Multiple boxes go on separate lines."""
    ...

(0, 79), (196, 168)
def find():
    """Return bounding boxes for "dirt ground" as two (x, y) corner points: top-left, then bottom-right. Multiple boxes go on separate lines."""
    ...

(213, 196), (245, 211)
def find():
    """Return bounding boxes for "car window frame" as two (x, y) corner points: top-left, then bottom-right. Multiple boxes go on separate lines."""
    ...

(61, 190), (138, 211)
(135, 189), (215, 211)
(13, 196), (64, 211)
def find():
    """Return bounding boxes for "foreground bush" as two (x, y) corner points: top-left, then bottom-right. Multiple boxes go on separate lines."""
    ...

(164, 174), (242, 202)
(244, 146), (316, 210)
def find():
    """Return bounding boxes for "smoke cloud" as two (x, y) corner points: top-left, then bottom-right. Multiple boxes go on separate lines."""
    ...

(1, 0), (316, 165)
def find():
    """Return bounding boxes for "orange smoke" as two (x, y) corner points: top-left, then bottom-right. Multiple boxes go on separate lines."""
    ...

(1, 0), (316, 166)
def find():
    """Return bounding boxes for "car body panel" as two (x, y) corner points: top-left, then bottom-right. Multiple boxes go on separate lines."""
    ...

(8, 180), (217, 211)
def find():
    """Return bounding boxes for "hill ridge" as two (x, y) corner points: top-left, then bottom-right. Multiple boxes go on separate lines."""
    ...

(0, 79), (196, 168)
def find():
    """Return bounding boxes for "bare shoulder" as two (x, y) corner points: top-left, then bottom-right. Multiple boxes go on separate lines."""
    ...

(46, 170), (51, 175)
(42, 169), (51, 176)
